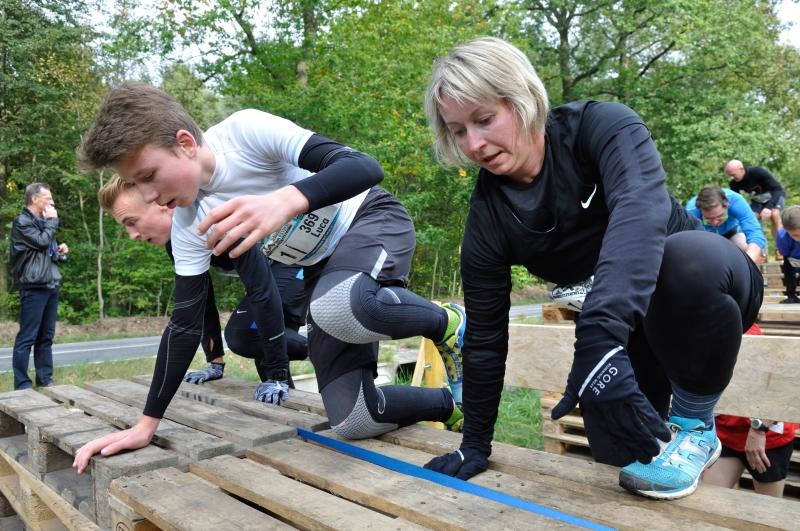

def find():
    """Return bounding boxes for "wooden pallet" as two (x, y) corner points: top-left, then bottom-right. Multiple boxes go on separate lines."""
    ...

(106, 423), (800, 531)
(0, 377), (331, 530)
(1, 374), (798, 529)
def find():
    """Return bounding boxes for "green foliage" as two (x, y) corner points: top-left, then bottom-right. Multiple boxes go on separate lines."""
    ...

(0, 0), (104, 320)
(511, 265), (543, 291)
(515, 0), (800, 203)
(217, 0), (503, 297)
(2, 0), (800, 321)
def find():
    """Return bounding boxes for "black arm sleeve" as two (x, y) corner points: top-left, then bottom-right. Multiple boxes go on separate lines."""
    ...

(574, 117), (670, 356)
(294, 134), (384, 211)
(144, 273), (211, 418)
(232, 245), (288, 378)
(165, 241), (223, 361)
(459, 206), (513, 455)
(201, 280), (224, 360)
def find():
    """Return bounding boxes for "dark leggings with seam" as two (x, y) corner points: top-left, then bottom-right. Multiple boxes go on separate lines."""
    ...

(623, 230), (762, 417)
(311, 269), (453, 430)
(320, 366), (453, 427)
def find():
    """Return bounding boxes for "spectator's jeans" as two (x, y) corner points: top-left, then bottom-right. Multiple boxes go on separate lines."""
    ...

(12, 286), (59, 389)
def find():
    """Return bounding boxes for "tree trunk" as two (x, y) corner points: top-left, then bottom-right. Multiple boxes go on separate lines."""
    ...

(96, 173), (105, 320)
(429, 249), (438, 300)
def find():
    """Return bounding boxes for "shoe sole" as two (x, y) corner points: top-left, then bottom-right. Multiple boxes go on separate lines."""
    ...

(619, 439), (722, 500)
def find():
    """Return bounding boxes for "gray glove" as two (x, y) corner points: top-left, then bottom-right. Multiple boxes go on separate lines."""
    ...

(253, 379), (290, 405)
(184, 362), (224, 384)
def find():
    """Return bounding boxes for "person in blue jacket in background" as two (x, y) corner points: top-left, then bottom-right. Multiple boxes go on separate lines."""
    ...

(686, 186), (766, 264)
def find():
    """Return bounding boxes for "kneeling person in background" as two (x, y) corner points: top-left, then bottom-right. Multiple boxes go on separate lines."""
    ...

(97, 175), (308, 385)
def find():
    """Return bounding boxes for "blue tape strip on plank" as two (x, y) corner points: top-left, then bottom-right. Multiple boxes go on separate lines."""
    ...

(296, 428), (615, 530)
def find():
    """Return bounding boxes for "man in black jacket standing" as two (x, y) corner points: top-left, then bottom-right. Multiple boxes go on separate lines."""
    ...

(10, 183), (68, 390)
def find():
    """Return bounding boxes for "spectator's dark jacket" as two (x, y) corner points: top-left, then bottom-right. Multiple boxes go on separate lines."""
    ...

(10, 208), (62, 289)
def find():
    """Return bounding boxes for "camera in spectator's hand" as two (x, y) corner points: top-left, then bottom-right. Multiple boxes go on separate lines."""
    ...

(56, 252), (68, 262)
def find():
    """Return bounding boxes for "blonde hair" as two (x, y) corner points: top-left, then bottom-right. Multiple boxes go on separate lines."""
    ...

(77, 81), (203, 172)
(425, 37), (549, 167)
(97, 174), (136, 212)
(782, 205), (800, 230)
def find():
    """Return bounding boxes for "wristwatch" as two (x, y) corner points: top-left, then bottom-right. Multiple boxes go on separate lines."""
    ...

(750, 418), (770, 432)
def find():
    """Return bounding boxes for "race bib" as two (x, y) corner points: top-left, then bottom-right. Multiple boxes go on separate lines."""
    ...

(262, 204), (341, 265)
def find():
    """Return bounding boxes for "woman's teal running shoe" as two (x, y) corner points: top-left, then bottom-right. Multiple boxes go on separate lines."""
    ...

(619, 416), (720, 500)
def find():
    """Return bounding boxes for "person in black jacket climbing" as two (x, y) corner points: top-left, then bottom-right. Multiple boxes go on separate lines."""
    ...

(422, 36), (763, 501)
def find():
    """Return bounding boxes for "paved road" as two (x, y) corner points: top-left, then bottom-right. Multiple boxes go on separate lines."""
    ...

(0, 304), (543, 371)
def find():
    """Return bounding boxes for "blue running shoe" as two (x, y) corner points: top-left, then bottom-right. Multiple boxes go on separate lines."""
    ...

(434, 303), (466, 405)
(618, 416), (720, 500)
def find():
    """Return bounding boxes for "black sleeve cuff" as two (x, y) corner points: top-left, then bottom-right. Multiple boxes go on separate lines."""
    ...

(295, 134), (384, 211)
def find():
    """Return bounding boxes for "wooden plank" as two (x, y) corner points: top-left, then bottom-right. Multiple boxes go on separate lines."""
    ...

(0, 390), (62, 413)
(381, 424), (799, 530)
(107, 495), (159, 531)
(18, 408), (109, 478)
(758, 304), (800, 323)
(348, 437), (738, 531)
(109, 467), (291, 530)
(42, 385), (235, 461)
(0, 475), (64, 531)
(541, 304), (575, 323)
(0, 447), (99, 531)
(126, 378), (329, 431)
(146, 375), (327, 416)
(505, 324), (800, 422)
(247, 438), (574, 530)
(87, 443), (180, 530)
(85, 379), (296, 448)
(14, 403), (182, 531)
(190, 455), (425, 530)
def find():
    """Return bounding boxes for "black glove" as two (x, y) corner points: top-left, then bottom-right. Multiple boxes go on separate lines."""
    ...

(253, 379), (290, 405)
(551, 346), (671, 467)
(184, 362), (224, 384)
(423, 447), (488, 480)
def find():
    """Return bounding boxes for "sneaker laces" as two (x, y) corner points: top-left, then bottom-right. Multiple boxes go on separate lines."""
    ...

(658, 420), (714, 474)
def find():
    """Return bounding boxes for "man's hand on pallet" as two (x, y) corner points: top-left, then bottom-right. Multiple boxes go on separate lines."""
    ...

(73, 416), (160, 474)
(423, 447), (488, 480)
(551, 346), (671, 467)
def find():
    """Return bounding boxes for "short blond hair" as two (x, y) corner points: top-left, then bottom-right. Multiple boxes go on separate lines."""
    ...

(425, 37), (549, 167)
(97, 174), (136, 212)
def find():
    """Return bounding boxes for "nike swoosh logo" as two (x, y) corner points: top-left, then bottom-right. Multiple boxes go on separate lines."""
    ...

(235, 309), (247, 314)
(581, 184), (597, 209)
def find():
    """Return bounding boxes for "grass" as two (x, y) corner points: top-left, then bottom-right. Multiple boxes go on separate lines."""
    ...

(392, 351), (543, 451)
(1, 353), (320, 392)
